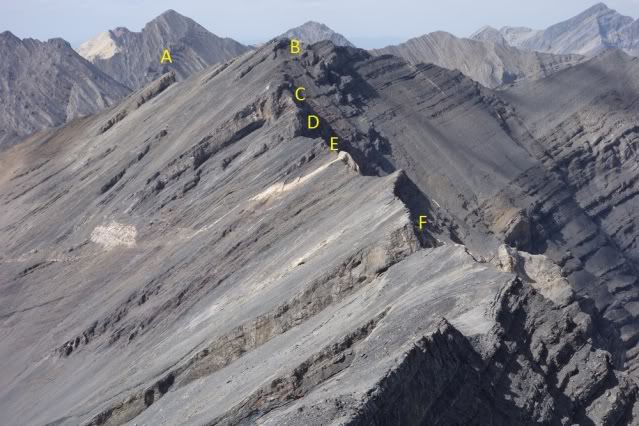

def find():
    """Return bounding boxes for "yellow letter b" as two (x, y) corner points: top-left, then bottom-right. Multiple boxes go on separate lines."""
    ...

(291, 39), (301, 54)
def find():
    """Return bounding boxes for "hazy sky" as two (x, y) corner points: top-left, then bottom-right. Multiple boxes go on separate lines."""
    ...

(2, 0), (639, 48)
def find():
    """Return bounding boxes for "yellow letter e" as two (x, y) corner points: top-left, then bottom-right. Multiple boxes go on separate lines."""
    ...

(330, 137), (338, 151)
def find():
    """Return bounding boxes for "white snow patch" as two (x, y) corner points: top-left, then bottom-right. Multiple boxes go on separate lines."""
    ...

(91, 222), (137, 250)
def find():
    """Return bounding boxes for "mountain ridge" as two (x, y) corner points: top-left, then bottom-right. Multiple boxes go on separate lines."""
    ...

(472, 2), (639, 56)
(370, 31), (584, 88)
(2, 40), (639, 424)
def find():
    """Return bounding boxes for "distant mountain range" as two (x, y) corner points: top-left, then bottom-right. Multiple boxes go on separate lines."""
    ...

(78, 10), (251, 90)
(0, 32), (130, 148)
(3, 3), (638, 149)
(472, 2), (639, 56)
(371, 31), (584, 89)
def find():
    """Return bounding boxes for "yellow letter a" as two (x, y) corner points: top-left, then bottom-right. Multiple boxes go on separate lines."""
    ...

(291, 39), (301, 54)
(307, 115), (319, 129)
(160, 49), (173, 64)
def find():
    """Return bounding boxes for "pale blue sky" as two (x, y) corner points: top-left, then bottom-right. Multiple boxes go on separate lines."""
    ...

(2, 0), (639, 48)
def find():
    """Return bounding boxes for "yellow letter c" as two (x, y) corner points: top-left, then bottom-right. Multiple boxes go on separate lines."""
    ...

(295, 87), (306, 101)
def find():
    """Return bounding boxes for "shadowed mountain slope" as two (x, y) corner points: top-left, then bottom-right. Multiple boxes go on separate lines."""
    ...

(0, 32), (130, 148)
(370, 31), (583, 88)
(78, 10), (251, 89)
(1, 41), (639, 425)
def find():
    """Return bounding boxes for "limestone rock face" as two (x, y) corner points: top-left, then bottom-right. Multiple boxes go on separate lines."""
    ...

(1, 40), (639, 425)
(493, 245), (574, 306)
(78, 10), (251, 89)
(0, 32), (130, 148)
(370, 31), (584, 88)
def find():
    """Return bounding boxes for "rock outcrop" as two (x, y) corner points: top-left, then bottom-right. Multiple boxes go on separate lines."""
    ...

(371, 31), (583, 88)
(0, 31), (130, 148)
(1, 40), (639, 425)
(78, 10), (251, 89)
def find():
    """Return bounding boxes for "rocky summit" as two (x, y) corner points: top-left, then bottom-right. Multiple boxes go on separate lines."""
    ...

(276, 21), (355, 47)
(0, 31), (130, 149)
(78, 10), (251, 90)
(2, 37), (639, 425)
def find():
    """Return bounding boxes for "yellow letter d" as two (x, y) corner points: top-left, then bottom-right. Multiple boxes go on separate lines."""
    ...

(307, 115), (319, 129)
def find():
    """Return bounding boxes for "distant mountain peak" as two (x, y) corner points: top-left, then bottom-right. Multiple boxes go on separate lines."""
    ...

(474, 3), (638, 57)
(470, 26), (506, 45)
(78, 11), (250, 89)
(300, 21), (330, 29)
(584, 2), (611, 14)
(152, 9), (193, 24)
(370, 30), (583, 89)
(0, 30), (20, 43)
(472, 25), (498, 34)
(144, 9), (202, 33)
(160, 8), (181, 17)
(278, 21), (355, 47)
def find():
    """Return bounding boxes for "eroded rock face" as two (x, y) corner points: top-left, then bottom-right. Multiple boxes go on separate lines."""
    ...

(1, 40), (639, 425)
(493, 245), (574, 306)
(0, 31), (130, 148)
